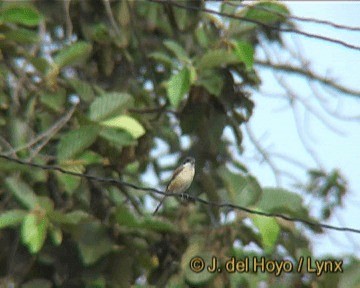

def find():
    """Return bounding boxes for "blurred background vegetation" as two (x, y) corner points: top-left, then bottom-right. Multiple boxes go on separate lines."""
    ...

(0, 1), (359, 287)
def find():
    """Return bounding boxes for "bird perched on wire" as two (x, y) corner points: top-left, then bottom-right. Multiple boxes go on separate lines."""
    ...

(153, 157), (195, 215)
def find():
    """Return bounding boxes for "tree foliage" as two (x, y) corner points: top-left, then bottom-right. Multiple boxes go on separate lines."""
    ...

(0, 1), (358, 287)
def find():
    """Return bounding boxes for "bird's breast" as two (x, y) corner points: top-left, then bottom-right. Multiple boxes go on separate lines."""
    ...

(167, 165), (195, 194)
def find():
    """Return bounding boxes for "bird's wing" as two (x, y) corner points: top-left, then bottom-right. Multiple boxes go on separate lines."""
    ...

(165, 165), (183, 192)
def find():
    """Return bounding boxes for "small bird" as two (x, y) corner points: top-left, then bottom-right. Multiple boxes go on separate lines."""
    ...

(153, 157), (195, 215)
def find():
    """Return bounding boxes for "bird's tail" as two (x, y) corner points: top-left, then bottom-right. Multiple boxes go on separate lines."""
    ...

(153, 196), (167, 215)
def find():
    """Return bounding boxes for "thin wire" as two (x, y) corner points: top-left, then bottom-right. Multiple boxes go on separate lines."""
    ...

(150, 0), (360, 51)
(226, 1), (360, 32)
(1, 153), (360, 234)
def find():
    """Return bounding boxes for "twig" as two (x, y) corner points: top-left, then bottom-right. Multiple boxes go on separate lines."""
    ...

(225, 1), (360, 32)
(102, 0), (121, 35)
(150, 0), (360, 51)
(63, 0), (73, 41)
(245, 123), (281, 186)
(1, 153), (360, 234)
(255, 60), (360, 98)
(3, 104), (77, 158)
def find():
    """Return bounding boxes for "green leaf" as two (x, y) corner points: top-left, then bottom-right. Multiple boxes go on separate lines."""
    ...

(88, 92), (133, 121)
(49, 210), (90, 225)
(195, 24), (209, 48)
(29, 57), (50, 74)
(218, 167), (262, 207)
(115, 207), (182, 233)
(166, 67), (191, 108)
(115, 206), (139, 228)
(163, 40), (189, 63)
(196, 49), (240, 70)
(233, 41), (254, 71)
(54, 41), (92, 69)
(57, 125), (99, 161)
(139, 217), (175, 233)
(338, 261), (360, 288)
(56, 173), (81, 195)
(37, 196), (54, 213)
(99, 127), (136, 147)
(182, 244), (215, 285)
(196, 70), (224, 96)
(73, 222), (114, 265)
(257, 188), (307, 217)
(68, 79), (95, 102)
(77, 151), (103, 165)
(4, 28), (39, 44)
(21, 212), (48, 254)
(40, 88), (66, 112)
(0, 209), (27, 229)
(101, 115), (145, 139)
(5, 176), (38, 209)
(0, 5), (43, 27)
(149, 51), (174, 66)
(252, 213), (280, 251)
(244, 2), (289, 24)
(49, 226), (63, 246)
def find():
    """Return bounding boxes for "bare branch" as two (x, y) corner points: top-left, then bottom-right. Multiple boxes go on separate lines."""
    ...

(245, 123), (282, 186)
(255, 59), (360, 98)
(225, 1), (360, 32)
(150, 0), (360, 51)
(63, 0), (73, 41)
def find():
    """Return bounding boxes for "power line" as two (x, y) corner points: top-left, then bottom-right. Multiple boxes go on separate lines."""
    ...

(1, 153), (360, 235)
(226, 1), (360, 32)
(150, 0), (360, 51)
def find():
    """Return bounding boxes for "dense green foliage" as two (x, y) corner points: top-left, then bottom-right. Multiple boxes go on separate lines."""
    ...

(0, 1), (359, 287)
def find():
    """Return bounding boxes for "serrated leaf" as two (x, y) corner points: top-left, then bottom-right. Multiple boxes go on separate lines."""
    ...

(57, 125), (99, 161)
(68, 79), (95, 102)
(21, 212), (48, 254)
(0, 209), (27, 229)
(40, 88), (66, 112)
(252, 213), (280, 251)
(101, 115), (145, 139)
(163, 40), (189, 63)
(54, 41), (92, 69)
(233, 40), (254, 70)
(166, 67), (190, 108)
(197, 49), (240, 70)
(0, 5), (43, 27)
(5, 176), (38, 209)
(99, 127), (136, 147)
(89, 92), (133, 121)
